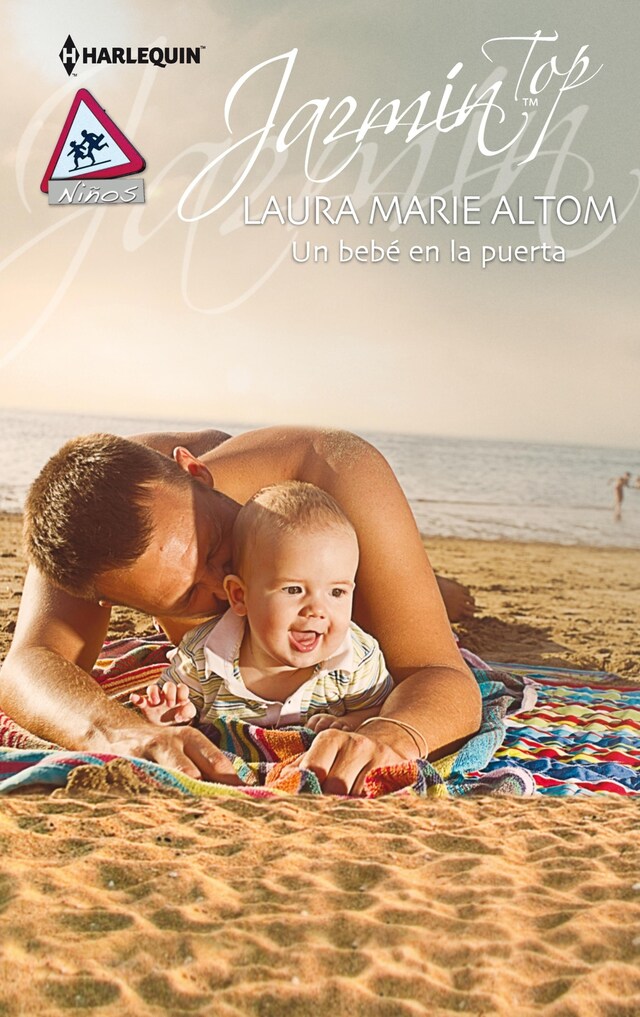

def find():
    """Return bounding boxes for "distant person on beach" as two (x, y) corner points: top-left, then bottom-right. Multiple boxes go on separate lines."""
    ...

(611, 472), (631, 521)
(131, 482), (403, 743)
(1, 427), (481, 795)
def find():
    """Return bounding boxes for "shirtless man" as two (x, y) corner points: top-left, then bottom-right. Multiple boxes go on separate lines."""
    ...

(0, 426), (481, 795)
(612, 472), (631, 521)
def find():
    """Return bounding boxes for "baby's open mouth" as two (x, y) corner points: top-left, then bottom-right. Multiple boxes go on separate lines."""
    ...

(289, 630), (322, 653)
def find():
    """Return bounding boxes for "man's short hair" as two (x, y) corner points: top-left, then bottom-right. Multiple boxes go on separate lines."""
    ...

(232, 480), (356, 575)
(24, 433), (190, 600)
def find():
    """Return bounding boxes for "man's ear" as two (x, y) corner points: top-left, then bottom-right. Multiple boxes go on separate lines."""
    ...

(223, 575), (247, 616)
(173, 446), (214, 488)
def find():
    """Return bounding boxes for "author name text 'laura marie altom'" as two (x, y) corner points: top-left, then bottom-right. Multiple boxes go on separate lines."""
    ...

(244, 194), (616, 227)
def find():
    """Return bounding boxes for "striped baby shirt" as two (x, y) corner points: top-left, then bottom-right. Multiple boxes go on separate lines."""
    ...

(161, 609), (393, 727)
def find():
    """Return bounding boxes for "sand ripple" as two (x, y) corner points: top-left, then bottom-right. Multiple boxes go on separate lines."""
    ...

(0, 793), (638, 1016)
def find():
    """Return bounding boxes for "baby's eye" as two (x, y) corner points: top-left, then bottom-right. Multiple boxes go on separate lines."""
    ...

(283, 585), (303, 595)
(331, 588), (348, 598)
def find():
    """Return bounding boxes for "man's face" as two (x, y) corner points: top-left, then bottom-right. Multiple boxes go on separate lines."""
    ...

(98, 479), (240, 620)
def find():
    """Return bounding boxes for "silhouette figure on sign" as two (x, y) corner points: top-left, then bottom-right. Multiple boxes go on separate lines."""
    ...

(66, 131), (109, 170)
(81, 130), (108, 162)
(67, 140), (87, 170)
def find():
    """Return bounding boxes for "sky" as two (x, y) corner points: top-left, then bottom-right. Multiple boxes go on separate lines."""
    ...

(1, 0), (638, 448)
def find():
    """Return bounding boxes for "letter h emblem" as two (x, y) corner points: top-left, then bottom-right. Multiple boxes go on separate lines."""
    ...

(59, 35), (79, 76)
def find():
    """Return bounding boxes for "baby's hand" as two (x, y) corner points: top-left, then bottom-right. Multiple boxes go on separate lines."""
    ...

(305, 712), (352, 733)
(129, 682), (197, 726)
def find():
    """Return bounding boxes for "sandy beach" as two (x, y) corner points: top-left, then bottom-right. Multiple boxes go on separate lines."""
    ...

(0, 511), (638, 1016)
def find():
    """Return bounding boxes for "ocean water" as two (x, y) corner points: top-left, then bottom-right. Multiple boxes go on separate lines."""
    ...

(1, 408), (639, 549)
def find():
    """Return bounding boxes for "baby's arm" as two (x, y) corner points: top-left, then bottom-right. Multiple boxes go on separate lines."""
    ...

(305, 705), (381, 733)
(129, 682), (197, 726)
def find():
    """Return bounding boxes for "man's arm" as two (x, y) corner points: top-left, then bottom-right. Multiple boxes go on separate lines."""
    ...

(0, 564), (112, 740)
(299, 664), (479, 794)
(0, 567), (238, 781)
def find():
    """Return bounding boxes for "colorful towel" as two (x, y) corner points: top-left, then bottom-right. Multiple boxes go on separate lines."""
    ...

(483, 662), (640, 796)
(0, 637), (637, 798)
(0, 636), (535, 797)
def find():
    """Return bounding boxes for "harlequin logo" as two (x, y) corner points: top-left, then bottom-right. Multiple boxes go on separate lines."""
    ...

(58, 34), (203, 76)
(59, 36), (79, 75)
(41, 90), (146, 205)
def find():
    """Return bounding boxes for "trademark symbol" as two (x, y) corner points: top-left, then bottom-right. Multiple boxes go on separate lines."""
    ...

(523, 97), (539, 107)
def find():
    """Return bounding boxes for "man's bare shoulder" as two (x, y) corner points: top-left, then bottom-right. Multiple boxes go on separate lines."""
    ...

(129, 428), (231, 459)
(204, 426), (376, 501)
(204, 425), (367, 469)
(202, 426), (311, 485)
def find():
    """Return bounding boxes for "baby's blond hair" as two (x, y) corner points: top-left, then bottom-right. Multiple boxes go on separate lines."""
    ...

(232, 481), (356, 575)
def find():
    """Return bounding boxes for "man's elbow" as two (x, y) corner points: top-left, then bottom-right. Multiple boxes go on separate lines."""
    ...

(467, 668), (483, 734)
(442, 663), (482, 741)
(457, 663), (483, 730)
(0, 652), (21, 715)
(428, 665), (482, 761)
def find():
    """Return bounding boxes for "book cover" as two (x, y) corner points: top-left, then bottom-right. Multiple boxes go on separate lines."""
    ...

(0, 4), (639, 1012)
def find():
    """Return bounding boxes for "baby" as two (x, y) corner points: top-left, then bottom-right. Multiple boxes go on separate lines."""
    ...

(131, 481), (394, 731)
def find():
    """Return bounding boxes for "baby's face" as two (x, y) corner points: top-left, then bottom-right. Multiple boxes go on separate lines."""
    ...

(240, 526), (358, 670)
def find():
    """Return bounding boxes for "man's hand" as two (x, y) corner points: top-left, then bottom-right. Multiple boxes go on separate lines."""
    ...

(113, 724), (241, 785)
(298, 728), (410, 796)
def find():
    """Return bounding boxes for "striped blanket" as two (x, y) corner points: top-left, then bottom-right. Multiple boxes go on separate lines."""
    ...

(0, 637), (637, 798)
(487, 664), (640, 796)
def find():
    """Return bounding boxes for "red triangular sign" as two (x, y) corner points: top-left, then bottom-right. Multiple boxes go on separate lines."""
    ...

(41, 89), (145, 193)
